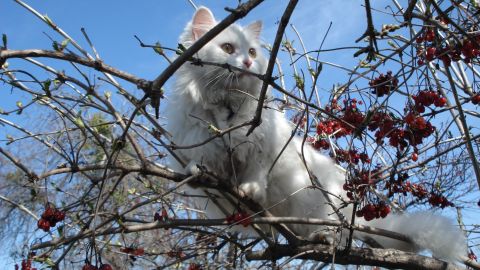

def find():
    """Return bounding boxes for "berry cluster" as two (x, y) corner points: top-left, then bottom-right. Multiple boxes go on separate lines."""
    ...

(316, 120), (346, 137)
(82, 264), (113, 270)
(416, 27), (436, 43)
(460, 38), (480, 63)
(312, 138), (330, 150)
(403, 113), (435, 147)
(356, 202), (391, 221)
(37, 204), (65, 232)
(367, 110), (435, 151)
(369, 71), (398, 97)
(15, 259), (37, 270)
(367, 111), (394, 133)
(367, 112), (392, 144)
(386, 175), (428, 199)
(226, 211), (251, 227)
(120, 247), (145, 256)
(333, 149), (370, 165)
(416, 26), (480, 66)
(343, 169), (379, 201)
(468, 250), (478, 261)
(154, 207), (169, 222)
(188, 263), (203, 270)
(292, 113), (307, 129)
(342, 99), (366, 129)
(412, 90), (447, 112)
(385, 174), (453, 208)
(316, 99), (365, 140)
(166, 249), (185, 259)
(428, 193), (454, 208)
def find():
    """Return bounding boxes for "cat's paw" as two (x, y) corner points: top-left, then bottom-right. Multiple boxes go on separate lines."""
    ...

(186, 161), (203, 175)
(238, 182), (266, 203)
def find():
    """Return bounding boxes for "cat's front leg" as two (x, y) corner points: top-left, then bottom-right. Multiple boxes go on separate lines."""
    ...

(237, 166), (268, 204)
(186, 160), (206, 175)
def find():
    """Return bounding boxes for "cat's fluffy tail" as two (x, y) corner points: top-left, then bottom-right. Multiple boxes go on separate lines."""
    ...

(356, 211), (467, 261)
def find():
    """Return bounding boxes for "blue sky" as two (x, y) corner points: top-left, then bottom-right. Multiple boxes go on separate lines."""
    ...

(0, 0), (370, 136)
(0, 1), (368, 266)
(0, 0), (367, 98)
(1, 0), (479, 267)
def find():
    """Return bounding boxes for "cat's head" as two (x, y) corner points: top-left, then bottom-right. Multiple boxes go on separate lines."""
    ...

(179, 7), (267, 97)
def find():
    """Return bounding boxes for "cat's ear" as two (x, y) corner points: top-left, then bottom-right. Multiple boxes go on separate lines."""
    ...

(191, 7), (216, 40)
(246, 20), (262, 39)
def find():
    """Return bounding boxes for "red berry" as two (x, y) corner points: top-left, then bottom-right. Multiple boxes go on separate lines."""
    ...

(425, 29), (435, 42)
(132, 247), (145, 256)
(82, 264), (98, 270)
(161, 208), (168, 221)
(37, 218), (50, 232)
(426, 47), (436, 61)
(188, 263), (202, 270)
(472, 94), (480, 105)
(411, 152), (418, 162)
(99, 264), (113, 270)
(42, 206), (55, 219)
(53, 210), (65, 222)
(434, 97), (447, 107)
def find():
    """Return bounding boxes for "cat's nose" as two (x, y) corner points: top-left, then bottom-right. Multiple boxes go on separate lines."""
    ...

(243, 59), (252, 68)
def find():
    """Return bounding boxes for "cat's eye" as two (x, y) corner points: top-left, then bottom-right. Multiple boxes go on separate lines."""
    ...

(221, 43), (235, 54)
(248, 48), (257, 58)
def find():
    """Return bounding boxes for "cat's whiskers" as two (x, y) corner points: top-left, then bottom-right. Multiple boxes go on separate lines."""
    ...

(197, 66), (223, 82)
(204, 69), (228, 89)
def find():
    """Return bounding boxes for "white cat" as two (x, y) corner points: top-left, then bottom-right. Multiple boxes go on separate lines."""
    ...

(165, 6), (467, 262)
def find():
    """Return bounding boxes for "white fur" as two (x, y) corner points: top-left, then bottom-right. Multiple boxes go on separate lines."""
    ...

(165, 6), (467, 262)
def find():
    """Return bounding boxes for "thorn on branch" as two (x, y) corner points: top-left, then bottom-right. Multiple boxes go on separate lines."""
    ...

(149, 87), (164, 119)
(403, 0), (418, 22)
(93, 59), (103, 71)
(190, 57), (204, 67)
(355, 0), (379, 62)
(136, 79), (152, 92)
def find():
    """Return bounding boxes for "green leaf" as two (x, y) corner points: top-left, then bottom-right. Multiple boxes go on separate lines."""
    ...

(2, 33), (6, 48)
(57, 225), (64, 236)
(43, 80), (51, 90)
(207, 124), (220, 135)
(16, 101), (22, 108)
(73, 116), (85, 128)
(44, 14), (55, 28)
(293, 73), (304, 90)
(43, 80), (52, 96)
(52, 41), (60, 51)
(53, 79), (62, 86)
(387, 40), (398, 49)
(153, 42), (164, 55)
(176, 43), (187, 55)
(60, 38), (70, 50)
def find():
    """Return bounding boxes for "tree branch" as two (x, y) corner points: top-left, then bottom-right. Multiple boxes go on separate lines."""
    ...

(246, 0), (299, 136)
(246, 244), (463, 270)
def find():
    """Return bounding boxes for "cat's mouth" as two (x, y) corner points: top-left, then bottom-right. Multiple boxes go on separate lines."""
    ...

(237, 72), (251, 79)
